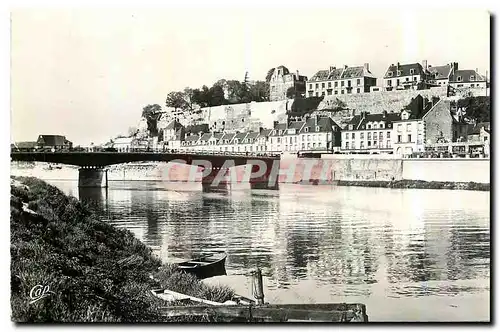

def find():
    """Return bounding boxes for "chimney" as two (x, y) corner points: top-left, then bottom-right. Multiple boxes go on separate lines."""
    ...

(397, 62), (400, 67)
(273, 121), (278, 128)
(259, 127), (264, 134)
(344, 65), (348, 69)
(315, 115), (320, 125)
(352, 109), (356, 117)
(382, 110), (387, 118)
(364, 63), (369, 72)
(422, 60), (428, 71)
(329, 66), (335, 72)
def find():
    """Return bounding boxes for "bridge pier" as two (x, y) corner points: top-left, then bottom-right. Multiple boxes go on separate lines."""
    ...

(249, 160), (279, 190)
(78, 167), (108, 188)
(201, 166), (231, 193)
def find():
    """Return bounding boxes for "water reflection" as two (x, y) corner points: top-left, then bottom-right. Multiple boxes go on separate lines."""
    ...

(50, 180), (489, 319)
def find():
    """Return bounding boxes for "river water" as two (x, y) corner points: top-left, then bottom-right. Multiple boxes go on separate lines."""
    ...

(46, 179), (490, 322)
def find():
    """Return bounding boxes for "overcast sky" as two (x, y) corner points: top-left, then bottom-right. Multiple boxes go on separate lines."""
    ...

(11, 8), (490, 146)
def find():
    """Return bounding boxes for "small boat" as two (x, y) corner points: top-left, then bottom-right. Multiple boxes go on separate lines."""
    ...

(151, 288), (256, 306)
(177, 253), (227, 280)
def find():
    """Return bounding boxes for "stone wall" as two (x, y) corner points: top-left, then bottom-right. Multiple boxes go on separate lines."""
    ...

(401, 159), (490, 183)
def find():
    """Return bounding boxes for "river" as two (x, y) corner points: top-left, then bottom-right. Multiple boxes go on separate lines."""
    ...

(46, 179), (490, 322)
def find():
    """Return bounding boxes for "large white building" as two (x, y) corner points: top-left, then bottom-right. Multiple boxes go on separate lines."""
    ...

(306, 64), (377, 97)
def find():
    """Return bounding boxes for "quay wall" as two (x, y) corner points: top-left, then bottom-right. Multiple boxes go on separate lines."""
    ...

(10, 157), (490, 185)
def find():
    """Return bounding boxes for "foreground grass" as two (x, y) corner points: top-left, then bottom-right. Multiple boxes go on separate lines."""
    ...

(337, 179), (489, 191)
(11, 176), (234, 323)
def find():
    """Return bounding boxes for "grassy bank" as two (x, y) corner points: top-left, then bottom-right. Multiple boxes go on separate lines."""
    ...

(337, 179), (489, 191)
(10, 176), (234, 323)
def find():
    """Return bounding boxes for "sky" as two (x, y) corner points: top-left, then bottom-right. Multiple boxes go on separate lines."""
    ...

(10, 8), (491, 146)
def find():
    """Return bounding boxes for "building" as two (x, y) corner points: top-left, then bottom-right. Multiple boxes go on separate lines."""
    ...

(341, 111), (400, 154)
(382, 61), (432, 91)
(172, 116), (341, 154)
(267, 65), (307, 101)
(449, 69), (487, 90)
(467, 122), (490, 143)
(35, 135), (72, 150)
(112, 137), (134, 151)
(163, 120), (185, 142)
(306, 63), (377, 97)
(427, 63), (457, 86)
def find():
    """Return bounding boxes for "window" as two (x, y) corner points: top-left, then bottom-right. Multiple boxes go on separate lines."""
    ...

(397, 79), (400, 86)
(360, 141), (365, 149)
(357, 88), (360, 93)
(351, 133), (355, 139)
(387, 80), (392, 86)
(335, 81), (338, 88)
(349, 124), (354, 130)
(387, 140), (391, 148)
(373, 132), (377, 141)
(341, 81), (345, 87)
(341, 90), (345, 94)
(360, 132), (364, 139)
(315, 83), (319, 88)
(367, 124), (371, 129)
(322, 83), (325, 88)
(357, 79), (361, 85)
(397, 135), (402, 143)
(309, 84), (312, 89)
(397, 70), (402, 76)
(345, 142), (349, 149)
(322, 91), (325, 96)
(313, 143), (316, 148)
(328, 82), (331, 88)
(373, 123), (378, 129)
(397, 124), (402, 132)
(380, 122), (384, 129)
(470, 75), (475, 81)
(368, 141), (371, 147)
(406, 77), (409, 82)
(410, 69), (415, 75)
(368, 132), (372, 139)
(305, 127), (309, 132)
(387, 71), (393, 77)
(406, 124), (411, 131)
(413, 77), (417, 81)
(407, 134), (412, 142)
(334, 90), (338, 95)
(379, 132), (383, 140)
(457, 76), (462, 82)
(315, 92), (319, 96)
(327, 90), (332, 95)
(347, 80), (352, 87)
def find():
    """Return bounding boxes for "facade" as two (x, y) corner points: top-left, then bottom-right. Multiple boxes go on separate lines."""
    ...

(267, 66), (307, 101)
(427, 63), (456, 86)
(449, 69), (487, 89)
(174, 116), (341, 154)
(341, 111), (400, 154)
(306, 63), (377, 97)
(35, 135), (73, 150)
(382, 61), (431, 91)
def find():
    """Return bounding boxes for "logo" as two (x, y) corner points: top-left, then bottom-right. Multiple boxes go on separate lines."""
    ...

(29, 285), (54, 304)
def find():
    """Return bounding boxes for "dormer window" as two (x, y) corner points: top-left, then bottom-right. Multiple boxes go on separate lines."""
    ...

(367, 124), (371, 129)
(380, 122), (385, 129)
(410, 69), (415, 75)
(305, 127), (309, 132)
(397, 70), (402, 76)
(387, 71), (393, 77)
(348, 125), (353, 130)
(470, 76), (475, 81)
(279, 130), (282, 135)
(457, 76), (462, 82)
(316, 126), (320, 131)
(373, 123), (378, 129)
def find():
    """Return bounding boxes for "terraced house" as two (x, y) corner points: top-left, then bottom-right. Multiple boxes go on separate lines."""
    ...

(306, 63), (377, 97)
(383, 61), (432, 91)
(174, 116), (341, 154)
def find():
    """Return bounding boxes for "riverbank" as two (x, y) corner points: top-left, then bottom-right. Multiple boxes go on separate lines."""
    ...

(10, 176), (234, 322)
(336, 179), (490, 191)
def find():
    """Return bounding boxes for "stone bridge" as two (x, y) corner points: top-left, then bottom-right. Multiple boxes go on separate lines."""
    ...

(10, 151), (281, 190)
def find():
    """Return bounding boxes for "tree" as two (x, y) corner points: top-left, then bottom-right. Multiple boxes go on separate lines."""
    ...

(249, 81), (269, 102)
(128, 126), (138, 137)
(209, 84), (226, 106)
(165, 91), (187, 112)
(141, 104), (162, 136)
(457, 96), (490, 123)
(183, 87), (195, 111)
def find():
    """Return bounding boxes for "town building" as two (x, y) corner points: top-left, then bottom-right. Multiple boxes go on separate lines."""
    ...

(306, 64), (377, 97)
(467, 122), (490, 143)
(35, 135), (73, 150)
(267, 65), (307, 101)
(427, 63), (457, 86)
(382, 61), (432, 91)
(449, 69), (487, 90)
(341, 111), (399, 154)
